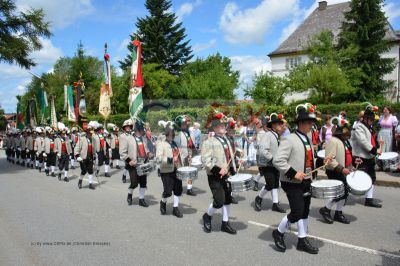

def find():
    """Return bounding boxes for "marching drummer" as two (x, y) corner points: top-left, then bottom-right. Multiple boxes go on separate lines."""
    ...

(272, 103), (320, 254)
(120, 119), (153, 207)
(55, 128), (72, 182)
(93, 124), (111, 177)
(319, 117), (359, 224)
(201, 111), (237, 234)
(174, 115), (197, 196)
(75, 124), (96, 190)
(44, 127), (57, 177)
(351, 104), (383, 208)
(156, 120), (184, 218)
(254, 113), (286, 213)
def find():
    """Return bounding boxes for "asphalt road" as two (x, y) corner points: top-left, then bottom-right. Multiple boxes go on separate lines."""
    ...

(0, 150), (399, 266)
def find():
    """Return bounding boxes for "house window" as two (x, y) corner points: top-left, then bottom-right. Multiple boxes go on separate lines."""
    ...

(285, 56), (302, 70)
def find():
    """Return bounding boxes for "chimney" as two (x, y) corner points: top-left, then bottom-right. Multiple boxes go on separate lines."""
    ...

(318, 1), (327, 11)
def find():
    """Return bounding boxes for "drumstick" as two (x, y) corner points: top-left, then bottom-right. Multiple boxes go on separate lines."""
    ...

(220, 158), (232, 179)
(236, 153), (245, 173)
(305, 153), (334, 178)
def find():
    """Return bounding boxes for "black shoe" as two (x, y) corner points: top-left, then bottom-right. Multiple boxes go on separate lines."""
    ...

(110, 164), (113, 169)
(21, 162), (25, 167)
(254, 196), (262, 212)
(71, 166), (75, 170)
(364, 198), (382, 208)
(139, 199), (149, 207)
(105, 172), (111, 177)
(202, 213), (212, 233)
(31, 165), (34, 169)
(297, 237), (319, 254)
(116, 165), (121, 169)
(231, 196), (238, 204)
(95, 169), (99, 177)
(78, 180), (82, 189)
(127, 194), (133, 205)
(272, 229), (286, 252)
(89, 183), (95, 190)
(51, 172), (56, 177)
(272, 203), (286, 213)
(39, 167), (41, 172)
(186, 189), (196, 196)
(333, 211), (350, 224)
(173, 207), (183, 218)
(319, 207), (333, 224)
(64, 177), (69, 182)
(16, 161), (20, 165)
(122, 175), (126, 183)
(45, 169), (49, 176)
(160, 201), (166, 215)
(58, 173), (62, 181)
(253, 181), (259, 191)
(36, 166), (39, 170)
(221, 221), (237, 235)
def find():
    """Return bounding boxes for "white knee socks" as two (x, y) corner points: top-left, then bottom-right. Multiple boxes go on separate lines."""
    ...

(128, 188), (133, 194)
(297, 219), (307, 238)
(139, 187), (145, 199)
(258, 187), (268, 198)
(278, 215), (289, 234)
(187, 183), (193, 190)
(255, 173), (261, 182)
(366, 185), (374, 199)
(222, 205), (230, 222)
(173, 195), (180, 207)
(325, 199), (335, 209)
(336, 199), (345, 211)
(105, 164), (109, 173)
(64, 170), (68, 177)
(88, 174), (93, 184)
(272, 189), (279, 203)
(51, 166), (55, 173)
(207, 203), (215, 216)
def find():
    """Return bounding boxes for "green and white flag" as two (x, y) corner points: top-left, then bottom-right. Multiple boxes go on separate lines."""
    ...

(129, 40), (144, 121)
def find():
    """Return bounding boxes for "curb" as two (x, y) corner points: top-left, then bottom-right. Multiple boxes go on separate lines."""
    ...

(241, 167), (400, 188)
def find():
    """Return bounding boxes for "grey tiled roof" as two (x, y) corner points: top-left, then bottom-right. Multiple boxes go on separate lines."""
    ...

(269, 2), (399, 57)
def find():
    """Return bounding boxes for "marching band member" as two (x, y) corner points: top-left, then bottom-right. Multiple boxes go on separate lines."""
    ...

(93, 124), (111, 177)
(4, 131), (11, 162)
(75, 124), (96, 190)
(253, 115), (270, 191)
(319, 117), (357, 224)
(174, 115), (196, 196)
(55, 128), (72, 182)
(254, 113), (286, 213)
(226, 118), (242, 205)
(351, 104), (383, 208)
(25, 129), (34, 168)
(201, 111), (237, 235)
(120, 122), (131, 184)
(272, 103), (320, 254)
(70, 127), (79, 169)
(19, 130), (27, 166)
(34, 127), (44, 171)
(109, 124), (121, 169)
(14, 130), (21, 165)
(44, 127), (57, 177)
(120, 119), (152, 207)
(156, 120), (184, 218)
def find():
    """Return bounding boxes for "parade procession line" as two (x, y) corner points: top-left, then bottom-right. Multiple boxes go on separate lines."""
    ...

(248, 220), (400, 260)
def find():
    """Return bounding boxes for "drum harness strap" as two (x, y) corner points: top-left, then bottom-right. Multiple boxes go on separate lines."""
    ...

(215, 135), (237, 172)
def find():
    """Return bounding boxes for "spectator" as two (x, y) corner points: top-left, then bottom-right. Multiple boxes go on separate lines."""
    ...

(244, 116), (257, 166)
(233, 118), (244, 149)
(319, 114), (333, 148)
(353, 111), (364, 129)
(190, 122), (202, 150)
(378, 106), (398, 153)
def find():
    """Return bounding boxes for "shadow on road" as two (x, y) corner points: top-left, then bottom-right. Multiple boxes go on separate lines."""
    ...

(308, 206), (358, 223)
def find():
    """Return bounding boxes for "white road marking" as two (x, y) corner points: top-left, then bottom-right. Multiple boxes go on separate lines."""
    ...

(248, 220), (400, 260)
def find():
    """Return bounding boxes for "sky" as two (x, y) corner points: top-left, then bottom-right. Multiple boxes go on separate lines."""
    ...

(1, 0), (400, 113)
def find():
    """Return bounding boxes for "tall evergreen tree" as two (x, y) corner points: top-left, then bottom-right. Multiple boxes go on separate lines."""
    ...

(338, 0), (396, 100)
(119, 0), (193, 75)
(0, 0), (51, 69)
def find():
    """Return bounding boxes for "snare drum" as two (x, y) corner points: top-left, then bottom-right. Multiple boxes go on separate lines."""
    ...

(311, 180), (344, 199)
(317, 150), (325, 159)
(228, 174), (253, 192)
(346, 170), (372, 195)
(191, 155), (203, 170)
(378, 152), (399, 171)
(177, 167), (198, 180)
(136, 162), (156, 176)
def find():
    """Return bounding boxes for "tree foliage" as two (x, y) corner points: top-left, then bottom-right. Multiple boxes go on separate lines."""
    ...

(244, 71), (287, 105)
(119, 0), (193, 75)
(0, 0), (51, 68)
(338, 0), (396, 99)
(169, 54), (239, 100)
